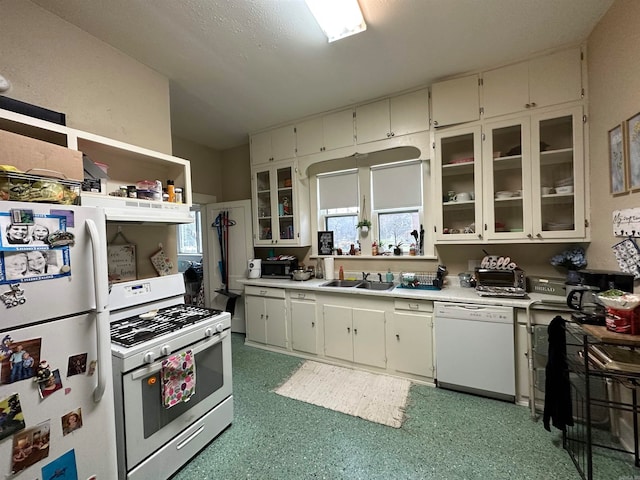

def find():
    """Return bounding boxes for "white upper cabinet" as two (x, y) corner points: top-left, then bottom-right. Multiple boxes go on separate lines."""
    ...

(431, 74), (480, 128)
(356, 88), (429, 144)
(482, 47), (583, 119)
(250, 125), (296, 166)
(295, 108), (354, 157)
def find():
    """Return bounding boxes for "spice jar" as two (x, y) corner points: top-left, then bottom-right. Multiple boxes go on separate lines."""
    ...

(175, 187), (183, 203)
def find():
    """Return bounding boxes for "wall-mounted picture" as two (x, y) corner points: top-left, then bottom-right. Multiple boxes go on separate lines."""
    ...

(317, 231), (334, 256)
(609, 124), (627, 195)
(626, 112), (640, 190)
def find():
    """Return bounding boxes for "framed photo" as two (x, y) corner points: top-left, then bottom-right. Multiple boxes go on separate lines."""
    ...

(609, 124), (627, 195)
(626, 112), (640, 191)
(317, 231), (334, 256)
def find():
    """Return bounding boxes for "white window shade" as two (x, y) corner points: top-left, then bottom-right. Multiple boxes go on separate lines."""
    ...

(372, 161), (422, 210)
(318, 171), (358, 210)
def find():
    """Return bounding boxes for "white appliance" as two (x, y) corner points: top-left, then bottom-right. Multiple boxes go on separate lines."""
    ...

(434, 302), (515, 402)
(0, 202), (118, 479)
(109, 274), (233, 480)
(248, 259), (261, 278)
(205, 199), (253, 333)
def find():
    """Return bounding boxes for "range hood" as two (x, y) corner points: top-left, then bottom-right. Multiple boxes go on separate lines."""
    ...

(81, 193), (193, 224)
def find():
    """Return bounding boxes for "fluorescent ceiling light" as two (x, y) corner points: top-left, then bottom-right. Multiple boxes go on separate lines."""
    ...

(305, 0), (367, 43)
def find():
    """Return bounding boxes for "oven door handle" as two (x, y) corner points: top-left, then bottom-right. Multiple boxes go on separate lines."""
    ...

(130, 330), (229, 381)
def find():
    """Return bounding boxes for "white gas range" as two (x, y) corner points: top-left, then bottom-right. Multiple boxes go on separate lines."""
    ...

(109, 274), (233, 480)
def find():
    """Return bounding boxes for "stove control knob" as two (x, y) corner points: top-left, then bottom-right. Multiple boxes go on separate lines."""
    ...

(143, 352), (156, 364)
(205, 327), (213, 337)
(215, 323), (224, 333)
(160, 345), (171, 356)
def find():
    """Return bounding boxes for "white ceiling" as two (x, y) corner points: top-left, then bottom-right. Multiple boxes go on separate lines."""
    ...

(33, 0), (612, 151)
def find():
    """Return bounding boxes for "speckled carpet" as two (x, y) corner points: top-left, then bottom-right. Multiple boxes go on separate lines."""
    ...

(274, 360), (411, 428)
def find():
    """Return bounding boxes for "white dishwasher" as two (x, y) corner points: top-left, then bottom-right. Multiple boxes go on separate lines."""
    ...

(434, 302), (515, 402)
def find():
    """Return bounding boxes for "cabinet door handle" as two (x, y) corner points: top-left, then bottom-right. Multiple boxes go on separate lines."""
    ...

(525, 103), (531, 108)
(347, 327), (351, 333)
(260, 290), (267, 295)
(311, 322), (315, 327)
(260, 313), (264, 319)
(396, 334), (400, 340)
(530, 102), (537, 107)
(527, 233), (533, 238)
(536, 233), (543, 238)
(354, 328), (358, 335)
(433, 120), (439, 126)
(265, 314), (269, 320)
(390, 132), (395, 137)
(408, 304), (419, 310)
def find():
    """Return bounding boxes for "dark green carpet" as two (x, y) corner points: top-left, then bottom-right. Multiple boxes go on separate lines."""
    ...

(173, 334), (636, 479)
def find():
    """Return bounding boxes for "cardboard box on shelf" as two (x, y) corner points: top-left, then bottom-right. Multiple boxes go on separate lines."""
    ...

(0, 129), (82, 181)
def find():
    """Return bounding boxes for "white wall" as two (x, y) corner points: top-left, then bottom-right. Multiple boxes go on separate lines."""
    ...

(587, 0), (640, 279)
(0, 0), (172, 154)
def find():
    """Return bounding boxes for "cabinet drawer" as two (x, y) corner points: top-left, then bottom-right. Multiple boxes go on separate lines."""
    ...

(289, 290), (316, 301)
(394, 300), (433, 313)
(245, 285), (286, 299)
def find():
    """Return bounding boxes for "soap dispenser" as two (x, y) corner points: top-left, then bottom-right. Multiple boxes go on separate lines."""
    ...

(385, 269), (394, 283)
(339, 266), (345, 280)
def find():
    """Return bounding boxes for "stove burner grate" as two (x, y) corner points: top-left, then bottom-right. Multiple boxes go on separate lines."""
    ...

(111, 305), (222, 347)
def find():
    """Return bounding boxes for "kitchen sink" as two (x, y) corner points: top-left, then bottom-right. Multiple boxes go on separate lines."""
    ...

(355, 281), (395, 291)
(321, 280), (363, 288)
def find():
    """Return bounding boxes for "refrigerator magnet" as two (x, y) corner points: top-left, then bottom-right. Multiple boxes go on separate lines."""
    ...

(0, 393), (26, 442)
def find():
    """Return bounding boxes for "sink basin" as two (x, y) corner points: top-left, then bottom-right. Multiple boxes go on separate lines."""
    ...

(321, 280), (363, 288)
(355, 281), (395, 291)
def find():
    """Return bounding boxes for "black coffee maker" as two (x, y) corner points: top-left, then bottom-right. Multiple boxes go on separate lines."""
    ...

(567, 269), (635, 325)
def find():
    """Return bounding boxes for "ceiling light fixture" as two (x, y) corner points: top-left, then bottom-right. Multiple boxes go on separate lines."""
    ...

(305, 0), (366, 43)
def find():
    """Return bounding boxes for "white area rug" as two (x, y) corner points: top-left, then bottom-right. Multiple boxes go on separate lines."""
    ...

(274, 361), (411, 428)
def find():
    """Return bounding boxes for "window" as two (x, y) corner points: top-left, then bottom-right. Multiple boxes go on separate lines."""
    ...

(372, 161), (422, 253)
(178, 208), (202, 255)
(313, 156), (426, 256)
(318, 170), (359, 253)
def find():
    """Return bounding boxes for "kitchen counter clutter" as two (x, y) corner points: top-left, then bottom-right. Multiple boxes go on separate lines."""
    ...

(239, 276), (565, 308)
(240, 276), (569, 397)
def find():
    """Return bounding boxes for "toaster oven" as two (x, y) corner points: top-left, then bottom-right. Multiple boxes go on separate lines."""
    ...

(475, 268), (526, 289)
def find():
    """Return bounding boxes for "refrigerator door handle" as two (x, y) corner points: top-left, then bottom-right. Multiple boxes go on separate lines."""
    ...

(86, 218), (110, 402)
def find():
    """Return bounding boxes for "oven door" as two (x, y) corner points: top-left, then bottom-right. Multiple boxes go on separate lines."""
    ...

(121, 330), (232, 470)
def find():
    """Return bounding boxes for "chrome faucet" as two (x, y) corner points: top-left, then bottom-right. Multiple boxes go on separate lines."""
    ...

(377, 273), (383, 282)
(362, 272), (370, 281)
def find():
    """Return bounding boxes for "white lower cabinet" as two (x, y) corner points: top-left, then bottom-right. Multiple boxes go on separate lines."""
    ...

(323, 303), (386, 369)
(391, 300), (435, 379)
(245, 286), (287, 348)
(289, 291), (318, 355)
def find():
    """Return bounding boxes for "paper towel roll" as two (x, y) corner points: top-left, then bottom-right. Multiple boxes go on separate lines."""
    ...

(324, 257), (335, 280)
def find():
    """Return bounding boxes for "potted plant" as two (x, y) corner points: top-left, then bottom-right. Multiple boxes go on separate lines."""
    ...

(356, 218), (371, 235)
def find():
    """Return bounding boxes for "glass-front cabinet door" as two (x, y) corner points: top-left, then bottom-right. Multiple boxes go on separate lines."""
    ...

(253, 162), (301, 245)
(530, 106), (585, 239)
(482, 117), (532, 240)
(434, 125), (483, 242)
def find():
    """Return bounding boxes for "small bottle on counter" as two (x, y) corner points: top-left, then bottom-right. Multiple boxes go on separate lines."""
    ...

(339, 266), (344, 280)
(372, 241), (378, 256)
(349, 244), (356, 256)
(386, 269), (394, 283)
(175, 187), (183, 203)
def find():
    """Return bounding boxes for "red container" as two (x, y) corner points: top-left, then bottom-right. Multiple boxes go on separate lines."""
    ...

(605, 307), (640, 335)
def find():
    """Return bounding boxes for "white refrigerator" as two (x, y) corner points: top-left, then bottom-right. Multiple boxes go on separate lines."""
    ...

(0, 202), (117, 479)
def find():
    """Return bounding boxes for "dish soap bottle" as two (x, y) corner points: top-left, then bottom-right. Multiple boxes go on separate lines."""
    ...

(385, 269), (394, 283)
(339, 266), (345, 280)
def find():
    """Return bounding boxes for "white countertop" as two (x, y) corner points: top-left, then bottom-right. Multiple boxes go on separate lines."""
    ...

(239, 278), (571, 310)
